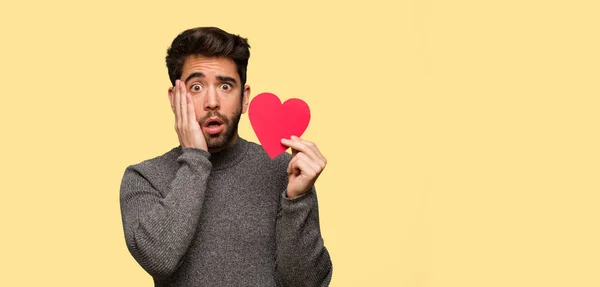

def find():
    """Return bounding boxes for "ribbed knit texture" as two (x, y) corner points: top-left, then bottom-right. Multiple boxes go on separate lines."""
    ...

(120, 138), (332, 286)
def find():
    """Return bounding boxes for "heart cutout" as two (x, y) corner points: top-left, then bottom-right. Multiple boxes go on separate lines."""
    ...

(248, 93), (311, 159)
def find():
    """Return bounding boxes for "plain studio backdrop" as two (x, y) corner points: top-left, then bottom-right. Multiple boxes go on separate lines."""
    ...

(1, 0), (599, 286)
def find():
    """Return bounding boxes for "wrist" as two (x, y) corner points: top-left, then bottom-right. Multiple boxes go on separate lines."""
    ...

(286, 190), (300, 199)
(286, 187), (310, 199)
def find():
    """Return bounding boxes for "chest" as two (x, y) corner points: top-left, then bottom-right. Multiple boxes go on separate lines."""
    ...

(195, 164), (285, 246)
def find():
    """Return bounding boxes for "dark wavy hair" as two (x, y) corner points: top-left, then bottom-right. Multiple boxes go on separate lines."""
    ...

(166, 27), (250, 87)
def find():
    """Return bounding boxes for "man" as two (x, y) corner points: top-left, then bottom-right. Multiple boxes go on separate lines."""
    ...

(119, 27), (333, 286)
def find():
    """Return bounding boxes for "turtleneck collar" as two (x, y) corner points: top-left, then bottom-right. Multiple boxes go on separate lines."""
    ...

(207, 137), (249, 170)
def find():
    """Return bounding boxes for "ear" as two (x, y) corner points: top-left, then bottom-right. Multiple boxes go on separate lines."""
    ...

(168, 87), (175, 111)
(241, 84), (251, 114)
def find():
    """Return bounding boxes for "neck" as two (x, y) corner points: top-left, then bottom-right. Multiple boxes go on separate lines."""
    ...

(208, 134), (248, 170)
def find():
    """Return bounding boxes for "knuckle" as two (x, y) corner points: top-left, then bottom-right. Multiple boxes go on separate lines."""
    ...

(318, 161), (326, 169)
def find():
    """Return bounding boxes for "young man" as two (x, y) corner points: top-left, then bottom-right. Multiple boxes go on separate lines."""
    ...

(119, 27), (332, 286)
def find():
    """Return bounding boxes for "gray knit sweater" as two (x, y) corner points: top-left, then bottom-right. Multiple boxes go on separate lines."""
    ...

(119, 137), (332, 286)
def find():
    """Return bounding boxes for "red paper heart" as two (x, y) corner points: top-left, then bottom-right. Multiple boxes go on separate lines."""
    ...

(248, 93), (311, 159)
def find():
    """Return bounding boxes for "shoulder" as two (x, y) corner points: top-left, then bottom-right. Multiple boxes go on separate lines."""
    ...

(124, 146), (182, 181)
(120, 147), (181, 196)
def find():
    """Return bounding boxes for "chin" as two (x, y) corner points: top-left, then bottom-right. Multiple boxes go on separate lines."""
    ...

(206, 133), (235, 152)
(206, 119), (240, 152)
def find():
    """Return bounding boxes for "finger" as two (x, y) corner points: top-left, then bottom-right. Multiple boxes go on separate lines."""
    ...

(287, 154), (298, 175)
(294, 156), (318, 178)
(295, 136), (327, 168)
(179, 81), (188, 126)
(174, 80), (182, 129)
(302, 138), (327, 167)
(295, 152), (322, 174)
(186, 92), (196, 125)
(281, 137), (322, 166)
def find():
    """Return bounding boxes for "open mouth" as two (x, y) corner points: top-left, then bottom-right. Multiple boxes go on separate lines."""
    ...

(203, 117), (224, 135)
(204, 118), (222, 127)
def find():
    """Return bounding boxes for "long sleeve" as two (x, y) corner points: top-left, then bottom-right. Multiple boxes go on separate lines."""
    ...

(119, 148), (211, 279)
(276, 187), (333, 286)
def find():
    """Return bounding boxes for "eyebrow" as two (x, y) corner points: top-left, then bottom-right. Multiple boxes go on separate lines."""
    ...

(184, 72), (238, 85)
(216, 76), (237, 85)
(184, 72), (205, 84)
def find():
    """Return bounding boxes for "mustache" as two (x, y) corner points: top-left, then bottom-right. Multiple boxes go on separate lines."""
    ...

(199, 111), (230, 125)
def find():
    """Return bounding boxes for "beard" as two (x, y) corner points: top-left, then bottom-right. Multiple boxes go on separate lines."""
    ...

(199, 107), (242, 151)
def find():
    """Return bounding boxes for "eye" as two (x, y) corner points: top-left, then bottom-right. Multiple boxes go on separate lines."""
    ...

(190, 83), (203, 92)
(220, 83), (232, 91)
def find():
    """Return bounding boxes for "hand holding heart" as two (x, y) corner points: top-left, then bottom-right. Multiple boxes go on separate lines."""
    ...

(281, 136), (327, 198)
(248, 92), (326, 198)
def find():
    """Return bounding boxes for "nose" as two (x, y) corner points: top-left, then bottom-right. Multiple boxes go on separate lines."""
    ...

(204, 86), (220, 111)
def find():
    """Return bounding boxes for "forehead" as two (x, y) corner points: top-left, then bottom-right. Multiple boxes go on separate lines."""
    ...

(181, 55), (239, 80)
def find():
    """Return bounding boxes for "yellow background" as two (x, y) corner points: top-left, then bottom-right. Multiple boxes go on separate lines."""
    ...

(1, 0), (599, 286)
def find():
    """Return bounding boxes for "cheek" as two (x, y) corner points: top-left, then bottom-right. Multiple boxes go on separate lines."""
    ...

(222, 95), (243, 112)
